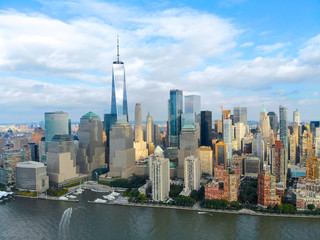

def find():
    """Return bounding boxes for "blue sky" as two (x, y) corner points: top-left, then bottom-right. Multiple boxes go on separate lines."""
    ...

(0, 0), (319, 123)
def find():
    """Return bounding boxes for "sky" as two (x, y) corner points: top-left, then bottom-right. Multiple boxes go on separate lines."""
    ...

(0, 0), (319, 123)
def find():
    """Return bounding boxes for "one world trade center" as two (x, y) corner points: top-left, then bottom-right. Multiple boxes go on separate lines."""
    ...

(111, 36), (129, 122)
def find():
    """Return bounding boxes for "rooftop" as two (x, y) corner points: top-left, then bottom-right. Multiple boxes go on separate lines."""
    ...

(82, 111), (100, 118)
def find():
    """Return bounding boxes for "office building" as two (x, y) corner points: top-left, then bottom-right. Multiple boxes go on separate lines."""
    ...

(28, 143), (39, 162)
(201, 111), (213, 147)
(299, 126), (314, 166)
(215, 141), (227, 169)
(234, 107), (247, 125)
(260, 105), (271, 139)
(267, 112), (278, 134)
(306, 158), (320, 182)
(76, 112), (106, 174)
(109, 120), (135, 177)
(45, 111), (69, 148)
(149, 155), (170, 202)
(234, 122), (246, 151)
(279, 105), (288, 161)
(183, 95), (201, 126)
(199, 146), (213, 175)
(168, 89), (183, 147)
(15, 161), (49, 192)
(46, 134), (78, 186)
(133, 104), (148, 161)
(222, 110), (232, 166)
(244, 156), (260, 178)
(293, 109), (300, 125)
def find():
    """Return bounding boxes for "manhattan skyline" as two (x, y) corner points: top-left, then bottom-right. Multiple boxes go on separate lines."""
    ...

(0, 0), (320, 123)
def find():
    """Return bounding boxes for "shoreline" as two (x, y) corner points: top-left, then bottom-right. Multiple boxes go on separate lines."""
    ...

(14, 194), (79, 202)
(87, 201), (320, 219)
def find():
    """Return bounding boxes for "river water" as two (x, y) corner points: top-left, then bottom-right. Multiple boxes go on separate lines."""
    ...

(1, 190), (320, 240)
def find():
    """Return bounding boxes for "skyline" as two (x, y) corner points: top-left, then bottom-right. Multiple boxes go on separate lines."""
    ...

(0, 0), (320, 123)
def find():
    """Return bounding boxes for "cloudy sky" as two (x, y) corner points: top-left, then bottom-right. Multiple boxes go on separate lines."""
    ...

(0, 0), (319, 123)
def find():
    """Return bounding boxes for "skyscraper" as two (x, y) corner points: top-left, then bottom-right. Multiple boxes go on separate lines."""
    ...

(112, 36), (128, 122)
(146, 113), (153, 144)
(183, 95), (201, 127)
(267, 111), (278, 134)
(222, 110), (232, 166)
(149, 154), (170, 202)
(279, 105), (288, 161)
(108, 120), (135, 177)
(76, 112), (106, 174)
(270, 140), (287, 186)
(168, 89), (183, 147)
(200, 111), (212, 147)
(184, 155), (200, 191)
(234, 107), (247, 125)
(44, 111), (69, 147)
(134, 103), (143, 141)
(293, 109), (300, 125)
(260, 105), (271, 139)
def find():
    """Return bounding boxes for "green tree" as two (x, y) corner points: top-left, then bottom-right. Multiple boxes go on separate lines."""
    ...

(307, 204), (316, 211)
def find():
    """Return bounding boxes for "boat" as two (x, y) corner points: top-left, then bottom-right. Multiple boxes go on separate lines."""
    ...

(59, 196), (68, 200)
(68, 195), (77, 199)
(94, 198), (107, 203)
(198, 212), (207, 214)
(102, 191), (120, 201)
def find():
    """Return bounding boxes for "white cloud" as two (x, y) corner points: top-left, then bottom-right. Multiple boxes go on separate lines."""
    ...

(256, 42), (291, 54)
(241, 42), (254, 47)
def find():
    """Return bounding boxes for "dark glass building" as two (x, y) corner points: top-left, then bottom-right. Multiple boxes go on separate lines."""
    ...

(268, 111), (278, 134)
(200, 110), (213, 147)
(168, 89), (183, 147)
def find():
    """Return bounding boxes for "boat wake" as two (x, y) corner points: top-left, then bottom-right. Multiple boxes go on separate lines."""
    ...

(58, 207), (73, 238)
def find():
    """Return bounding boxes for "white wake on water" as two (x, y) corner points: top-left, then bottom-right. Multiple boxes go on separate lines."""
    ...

(58, 207), (73, 237)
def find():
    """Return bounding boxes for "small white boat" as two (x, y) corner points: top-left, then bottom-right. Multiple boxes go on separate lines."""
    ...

(94, 198), (107, 203)
(59, 196), (68, 200)
(198, 212), (207, 214)
(68, 195), (77, 199)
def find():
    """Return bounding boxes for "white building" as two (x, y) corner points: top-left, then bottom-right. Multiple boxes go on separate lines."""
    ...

(184, 155), (200, 191)
(149, 155), (170, 202)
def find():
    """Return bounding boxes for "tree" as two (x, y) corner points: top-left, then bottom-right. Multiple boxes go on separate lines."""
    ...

(169, 184), (183, 198)
(230, 201), (240, 210)
(307, 204), (316, 211)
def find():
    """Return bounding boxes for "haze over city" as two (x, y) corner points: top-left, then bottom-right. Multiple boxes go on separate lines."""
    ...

(0, 0), (319, 123)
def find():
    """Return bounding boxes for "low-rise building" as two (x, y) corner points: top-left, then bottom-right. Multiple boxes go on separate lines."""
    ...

(15, 161), (49, 192)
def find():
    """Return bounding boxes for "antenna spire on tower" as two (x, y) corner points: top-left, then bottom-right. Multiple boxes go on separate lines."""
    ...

(117, 35), (119, 62)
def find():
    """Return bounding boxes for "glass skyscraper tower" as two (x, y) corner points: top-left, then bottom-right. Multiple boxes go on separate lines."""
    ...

(111, 36), (128, 122)
(183, 95), (201, 127)
(168, 89), (183, 147)
(279, 105), (288, 161)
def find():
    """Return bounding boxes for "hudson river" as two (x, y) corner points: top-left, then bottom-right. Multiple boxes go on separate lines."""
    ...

(1, 190), (320, 240)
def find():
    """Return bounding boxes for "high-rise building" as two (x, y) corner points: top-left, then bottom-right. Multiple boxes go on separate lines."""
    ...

(46, 134), (78, 187)
(44, 111), (69, 147)
(234, 122), (246, 151)
(279, 105), (288, 161)
(199, 146), (213, 176)
(15, 161), (49, 192)
(133, 103), (148, 161)
(234, 107), (247, 125)
(214, 120), (223, 134)
(258, 169), (282, 207)
(252, 126), (265, 168)
(200, 111), (212, 147)
(177, 125), (199, 178)
(111, 36), (128, 122)
(260, 105), (271, 139)
(215, 141), (227, 169)
(76, 112), (106, 174)
(299, 126), (314, 166)
(149, 154), (170, 202)
(244, 156), (260, 178)
(104, 113), (117, 167)
(146, 113), (153, 144)
(168, 89), (183, 147)
(306, 158), (320, 182)
(222, 110), (232, 166)
(28, 143), (39, 162)
(134, 103), (143, 142)
(184, 155), (200, 191)
(288, 134), (297, 165)
(293, 109), (300, 126)
(183, 95), (201, 127)
(153, 124), (161, 146)
(267, 111), (278, 134)
(108, 120), (135, 177)
(270, 141), (287, 187)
